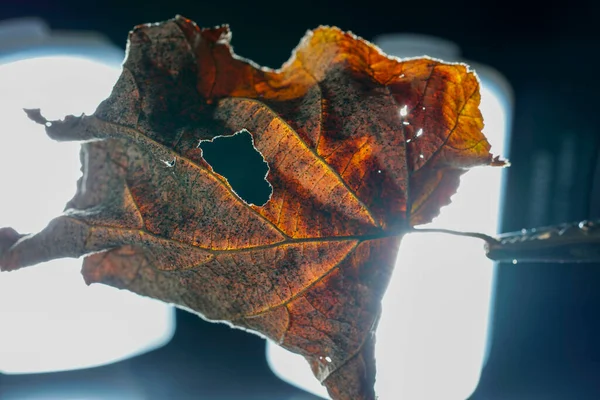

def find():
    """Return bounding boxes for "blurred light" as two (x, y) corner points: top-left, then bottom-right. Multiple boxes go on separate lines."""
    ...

(267, 35), (512, 399)
(0, 21), (175, 375)
(3, 387), (146, 400)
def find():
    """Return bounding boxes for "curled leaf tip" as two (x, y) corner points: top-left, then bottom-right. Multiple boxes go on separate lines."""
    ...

(23, 108), (47, 125)
(491, 155), (511, 167)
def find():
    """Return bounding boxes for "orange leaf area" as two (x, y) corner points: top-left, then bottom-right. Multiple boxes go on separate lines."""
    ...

(0, 16), (503, 400)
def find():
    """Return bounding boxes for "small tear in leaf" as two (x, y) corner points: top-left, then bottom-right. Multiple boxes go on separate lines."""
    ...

(199, 129), (272, 206)
(399, 105), (408, 117)
(162, 157), (176, 168)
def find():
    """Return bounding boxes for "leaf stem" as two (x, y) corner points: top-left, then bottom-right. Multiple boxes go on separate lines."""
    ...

(408, 227), (497, 245)
(409, 219), (600, 264)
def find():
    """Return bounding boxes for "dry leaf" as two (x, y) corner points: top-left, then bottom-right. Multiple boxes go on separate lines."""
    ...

(0, 16), (503, 399)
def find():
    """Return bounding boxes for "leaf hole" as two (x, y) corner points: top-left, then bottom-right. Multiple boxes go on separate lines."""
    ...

(199, 129), (272, 206)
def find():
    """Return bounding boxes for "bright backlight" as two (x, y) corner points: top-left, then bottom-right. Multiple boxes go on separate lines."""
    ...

(0, 56), (175, 374)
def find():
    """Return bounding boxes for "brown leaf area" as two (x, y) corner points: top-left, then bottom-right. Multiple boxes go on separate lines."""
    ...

(0, 16), (502, 399)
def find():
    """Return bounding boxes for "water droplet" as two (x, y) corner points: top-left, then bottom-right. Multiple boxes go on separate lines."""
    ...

(512, 259), (518, 264)
(325, 356), (332, 363)
(419, 154), (424, 159)
(45, 121), (52, 127)
(402, 121), (410, 125)
(399, 105), (408, 117)
(377, 170), (382, 173)
(537, 232), (552, 240)
(422, 107), (426, 111)
(399, 74), (405, 78)
(406, 138), (412, 143)
(415, 128), (423, 137)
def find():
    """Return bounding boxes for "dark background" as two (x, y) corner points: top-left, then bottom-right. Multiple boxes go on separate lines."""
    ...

(1, 0), (600, 398)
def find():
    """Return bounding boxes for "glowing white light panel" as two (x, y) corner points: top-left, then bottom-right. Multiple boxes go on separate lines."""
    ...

(266, 74), (511, 399)
(0, 56), (175, 374)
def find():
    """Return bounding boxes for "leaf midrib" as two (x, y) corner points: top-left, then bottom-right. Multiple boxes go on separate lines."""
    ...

(72, 217), (401, 254)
